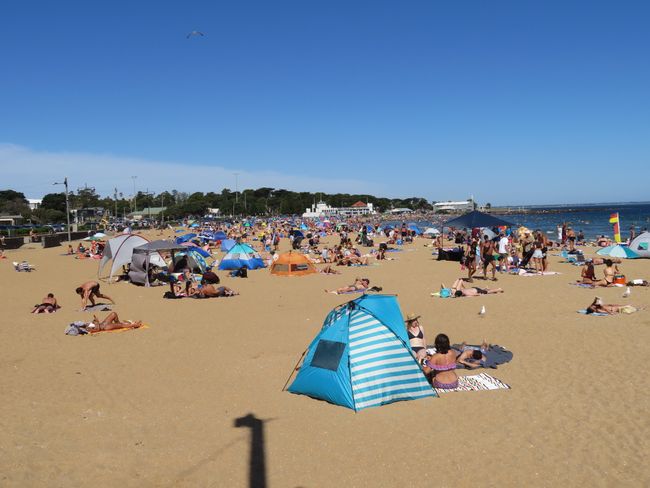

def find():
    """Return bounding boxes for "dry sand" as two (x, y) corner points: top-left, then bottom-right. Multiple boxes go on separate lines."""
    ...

(1, 233), (649, 487)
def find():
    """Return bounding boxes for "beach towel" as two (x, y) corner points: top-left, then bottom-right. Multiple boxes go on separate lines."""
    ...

(435, 373), (510, 394)
(89, 323), (149, 334)
(517, 270), (561, 277)
(81, 304), (113, 312)
(577, 309), (609, 316)
(452, 344), (513, 369)
(571, 283), (594, 288)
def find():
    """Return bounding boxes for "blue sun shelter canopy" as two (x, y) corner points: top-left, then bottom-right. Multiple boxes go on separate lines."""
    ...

(444, 211), (513, 230)
(596, 244), (640, 259)
(176, 233), (197, 244)
(288, 294), (436, 411)
(408, 223), (422, 235)
(218, 243), (265, 270)
(213, 231), (228, 240)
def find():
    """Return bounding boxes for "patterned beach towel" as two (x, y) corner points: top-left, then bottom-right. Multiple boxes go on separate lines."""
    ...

(435, 373), (510, 394)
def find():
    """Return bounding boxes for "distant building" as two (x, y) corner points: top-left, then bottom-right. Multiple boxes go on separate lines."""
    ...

(432, 200), (475, 213)
(303, 201), (375, 218)
(72, 207), (105, 224)
(386, 208), (414, 215)
(0, 215), (25, 226)
(27, 198), (42, 210)
(128, 207), (167, 220)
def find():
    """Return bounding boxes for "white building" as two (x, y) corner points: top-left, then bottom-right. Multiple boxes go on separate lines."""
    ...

(303, 201), (375, 218)
(27, 198), (42, 210)
(432, 200), (475, 213)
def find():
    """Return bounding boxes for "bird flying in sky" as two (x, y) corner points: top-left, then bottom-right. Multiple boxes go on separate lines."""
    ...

(186, 30), (204, 39)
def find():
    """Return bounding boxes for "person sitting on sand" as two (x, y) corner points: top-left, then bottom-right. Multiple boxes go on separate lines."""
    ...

(88, 312), (142, 331)
(190, 284), (238, 298)
(325, 277), (370, 295)
(405, 313), (427, 361)
(319, 265), (341, 275)
(422, 334), (458, 389)
(592, 259), (619, 287)
(32, 293), (59, 314)
(579, 261), (598, 284)
(440, 279), (504, 298)
(67, 244), (74, 255)
(75, 281), (115, 310)
(596, 235), (612, 247)
(585, 296), (642, 315)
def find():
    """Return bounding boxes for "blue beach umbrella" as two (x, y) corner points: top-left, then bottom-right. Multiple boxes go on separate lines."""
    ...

(596, 245), (640, 259)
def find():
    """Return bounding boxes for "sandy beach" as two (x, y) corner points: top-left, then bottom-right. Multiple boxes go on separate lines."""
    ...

(2, 233), (649, 487)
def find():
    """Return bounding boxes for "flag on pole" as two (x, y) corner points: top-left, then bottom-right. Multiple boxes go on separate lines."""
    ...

(609, 212), (621, 243)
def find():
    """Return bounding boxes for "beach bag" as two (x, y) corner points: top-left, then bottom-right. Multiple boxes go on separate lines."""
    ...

(440, 288), (452, 298)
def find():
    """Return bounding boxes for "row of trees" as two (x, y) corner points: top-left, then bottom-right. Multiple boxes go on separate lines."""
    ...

(1, 187), (435, 224)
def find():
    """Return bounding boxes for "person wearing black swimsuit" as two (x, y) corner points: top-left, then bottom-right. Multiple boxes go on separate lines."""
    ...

(405, 312), (427, 361)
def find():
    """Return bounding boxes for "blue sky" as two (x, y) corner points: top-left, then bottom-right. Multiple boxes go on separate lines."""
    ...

(1, 1), (649, 205)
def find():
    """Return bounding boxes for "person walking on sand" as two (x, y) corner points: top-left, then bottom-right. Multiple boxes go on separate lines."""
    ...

(75, 281), (115, 310)
(480, 235), (497, 281)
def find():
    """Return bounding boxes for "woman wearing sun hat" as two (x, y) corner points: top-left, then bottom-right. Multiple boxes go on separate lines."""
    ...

(405, 313), (427, 361)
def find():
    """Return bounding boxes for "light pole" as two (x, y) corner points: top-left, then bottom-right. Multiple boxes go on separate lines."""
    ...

(131, 176), (138, 213)
(233, 172), (240, 217)
(53, 177), (71, 242)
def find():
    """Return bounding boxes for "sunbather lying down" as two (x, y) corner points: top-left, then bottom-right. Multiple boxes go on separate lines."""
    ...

(439, 279), (504, 298)
(325, 277), (383, 295)
(32, 293), (60, 314)
(89, 312), (142, 331)
(190, 284), (238, 298)
(585, 296), (643, 315)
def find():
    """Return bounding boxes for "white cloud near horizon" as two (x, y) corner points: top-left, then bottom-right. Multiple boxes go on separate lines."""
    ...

(0, 143), (387, 199)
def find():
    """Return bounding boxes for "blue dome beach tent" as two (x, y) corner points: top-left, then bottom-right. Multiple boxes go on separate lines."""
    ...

(218, 243), (265, 270)
(596, 244), (640, 259)
(213, 231), (228, 241)
(220, 238), (236, 252)
(286, 294), (436, 411)
(629, 232), (650, 258)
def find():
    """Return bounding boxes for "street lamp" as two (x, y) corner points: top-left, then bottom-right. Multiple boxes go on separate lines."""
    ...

(131, 176), (138, 213)
(53, 177), (71, 242)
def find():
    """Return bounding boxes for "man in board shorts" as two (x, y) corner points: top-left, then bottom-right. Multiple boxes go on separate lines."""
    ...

(75, 280), (115, 310)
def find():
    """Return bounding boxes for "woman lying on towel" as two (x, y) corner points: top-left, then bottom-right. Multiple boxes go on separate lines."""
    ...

(88, 312), (142, 331)
(440, 279), (504, 298)
(190, 284), (238, 298)
(421, 334), (458, 389)
(585, 297), (642, 315)
(325, 277), (382, 294)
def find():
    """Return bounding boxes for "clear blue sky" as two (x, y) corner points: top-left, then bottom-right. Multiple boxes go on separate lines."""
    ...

(1, 0), (649, 205)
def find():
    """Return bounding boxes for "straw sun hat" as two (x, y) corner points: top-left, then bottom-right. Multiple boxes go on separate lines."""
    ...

(405, 313), (421, 323)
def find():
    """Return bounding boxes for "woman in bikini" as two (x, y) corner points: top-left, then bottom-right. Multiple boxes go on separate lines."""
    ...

(89, 312), (142, 331)
(592, 259), (619, 287)
(440, 279), (504, 297)
(585, 297), (641, 315)
(405, 313), (427, 361)
(325, 277), (370, 295)
(424, 334), (458, 389)
(579, 261), (598, 284)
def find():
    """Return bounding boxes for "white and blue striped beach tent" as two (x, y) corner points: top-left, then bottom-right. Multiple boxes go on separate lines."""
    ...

(218, 243), (265, 270)
(288, 295), (436, 411)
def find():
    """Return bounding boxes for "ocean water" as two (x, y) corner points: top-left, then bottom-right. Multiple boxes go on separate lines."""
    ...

(385, 203), (650, 241)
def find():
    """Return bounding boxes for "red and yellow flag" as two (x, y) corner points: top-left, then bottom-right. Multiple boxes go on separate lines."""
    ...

(609, 212), (621, 243)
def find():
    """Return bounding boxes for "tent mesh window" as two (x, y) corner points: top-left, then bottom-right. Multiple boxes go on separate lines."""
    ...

(273, 264), (289, 272)
(310, 340), (346, 371)
(291, 264), (309, 271)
